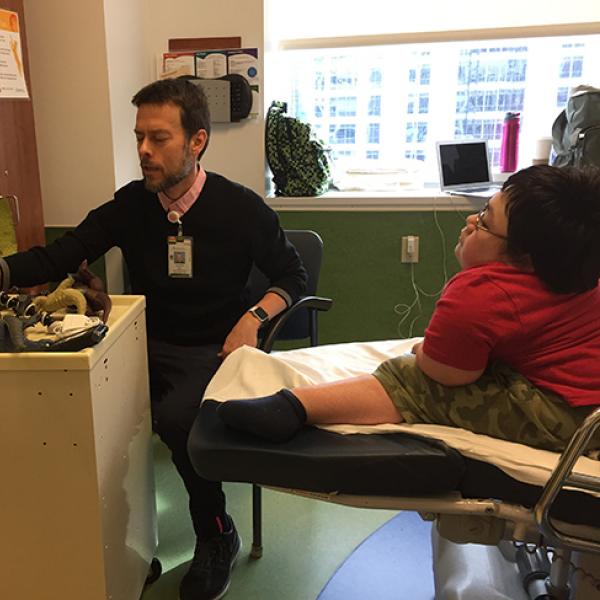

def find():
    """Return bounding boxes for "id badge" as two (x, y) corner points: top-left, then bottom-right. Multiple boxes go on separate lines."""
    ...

(167, 236), (193, 278)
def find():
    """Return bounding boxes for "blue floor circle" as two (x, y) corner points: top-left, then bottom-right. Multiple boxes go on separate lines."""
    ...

(317, 511), (434, 600)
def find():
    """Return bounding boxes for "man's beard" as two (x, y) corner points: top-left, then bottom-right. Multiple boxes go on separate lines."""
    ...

(143, 151), (196, 194)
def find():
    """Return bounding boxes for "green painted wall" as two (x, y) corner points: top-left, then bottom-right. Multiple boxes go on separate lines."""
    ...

(278, 211), (464, 344)
(46, 210), (467, 344)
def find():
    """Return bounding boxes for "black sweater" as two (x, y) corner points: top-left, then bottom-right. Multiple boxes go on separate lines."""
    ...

(5, 173), (307, 345)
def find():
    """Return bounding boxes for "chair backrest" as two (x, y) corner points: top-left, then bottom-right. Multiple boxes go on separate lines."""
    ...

(246, 229), (323, 342)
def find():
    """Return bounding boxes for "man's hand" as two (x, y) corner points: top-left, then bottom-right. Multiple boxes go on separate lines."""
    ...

(218, 312), (261, 358)
(218, 292), (288, 359)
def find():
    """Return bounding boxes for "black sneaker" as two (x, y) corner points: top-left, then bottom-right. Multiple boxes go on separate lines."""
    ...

(179, 521), (242, 600)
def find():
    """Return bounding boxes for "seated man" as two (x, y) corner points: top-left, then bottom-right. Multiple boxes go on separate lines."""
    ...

(218, 165), (600, 452)
(0, 78), (307, 600)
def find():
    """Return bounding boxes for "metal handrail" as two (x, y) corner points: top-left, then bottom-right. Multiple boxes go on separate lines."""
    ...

(534, 407), (600, 553)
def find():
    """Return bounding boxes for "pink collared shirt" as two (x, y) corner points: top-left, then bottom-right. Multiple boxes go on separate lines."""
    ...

(158, 165), (207, 217)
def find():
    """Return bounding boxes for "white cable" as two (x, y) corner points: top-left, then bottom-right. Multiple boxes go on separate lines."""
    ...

(395, 196), (461, 337)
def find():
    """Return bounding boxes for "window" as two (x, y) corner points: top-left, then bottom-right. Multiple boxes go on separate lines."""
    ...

(406, 122), (428, 143)
(560, 43), (584, 78)
(368, 123), (380, 143)
(405, 149), (425, 161)
(370, 68), (382, 87)
(279, 34), (600, 184)
(330, 65), (356, 89)
(266, 2), (600, 191)
(556, 86), (569, 106)
(329, 124), (356, 144)
(368, 95), (381, 116)
(330, 96), (357, 116)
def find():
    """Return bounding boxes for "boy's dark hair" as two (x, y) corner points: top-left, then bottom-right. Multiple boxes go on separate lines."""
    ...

(502, 165), (600, 294)
(132, 78), (211, 159)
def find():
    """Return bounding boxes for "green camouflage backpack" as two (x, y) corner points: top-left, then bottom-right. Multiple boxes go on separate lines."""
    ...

(265, 100), (331, 196)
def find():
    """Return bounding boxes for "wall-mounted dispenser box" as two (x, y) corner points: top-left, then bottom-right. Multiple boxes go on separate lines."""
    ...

(189, 74), (253, 123)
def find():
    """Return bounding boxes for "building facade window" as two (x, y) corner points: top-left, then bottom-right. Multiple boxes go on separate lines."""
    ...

(330, 96), (357, 116)
(329, 124), (356, 144)
(370, 68), (382, 87)
(368, 95), (381, 116)
(556, 86), (569, 106)
(560, 43), (584, 78)
(368, 123), (380, 143)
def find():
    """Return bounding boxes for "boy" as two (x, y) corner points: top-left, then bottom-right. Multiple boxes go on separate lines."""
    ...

(218, 165), (600, 452)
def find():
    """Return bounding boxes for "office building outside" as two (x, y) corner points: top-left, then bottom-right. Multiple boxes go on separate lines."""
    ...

(284, 35), (599, 184)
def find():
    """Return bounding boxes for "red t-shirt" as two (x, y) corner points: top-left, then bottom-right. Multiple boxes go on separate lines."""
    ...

(423, 262), (600, 407)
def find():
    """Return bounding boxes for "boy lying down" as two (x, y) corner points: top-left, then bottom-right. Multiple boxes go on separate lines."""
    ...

(219, 165), (600, 452)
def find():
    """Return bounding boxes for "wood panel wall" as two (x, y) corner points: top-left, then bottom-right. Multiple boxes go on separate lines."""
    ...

(0, 0), (45, 251)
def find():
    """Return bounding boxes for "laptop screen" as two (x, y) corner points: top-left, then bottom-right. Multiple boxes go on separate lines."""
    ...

(437, 140), (492, 190)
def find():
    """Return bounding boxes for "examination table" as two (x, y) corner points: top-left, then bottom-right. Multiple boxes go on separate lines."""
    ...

(188, 340), (600, 600)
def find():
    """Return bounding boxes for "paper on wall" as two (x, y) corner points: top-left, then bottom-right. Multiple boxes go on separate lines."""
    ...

(195, 51), (228, 79)
(0, 9), (28, 99)
(162, 52), (195, 78)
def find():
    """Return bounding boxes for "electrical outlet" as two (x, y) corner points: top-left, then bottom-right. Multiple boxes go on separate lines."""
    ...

(401, 235), (419, 263)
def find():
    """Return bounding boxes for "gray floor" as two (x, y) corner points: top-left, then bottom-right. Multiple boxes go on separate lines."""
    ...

(141, 439), (398, 600)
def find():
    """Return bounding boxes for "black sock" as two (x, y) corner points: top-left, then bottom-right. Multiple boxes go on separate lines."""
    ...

(217, 389), (307, 443)
(196, 513), (230, 540)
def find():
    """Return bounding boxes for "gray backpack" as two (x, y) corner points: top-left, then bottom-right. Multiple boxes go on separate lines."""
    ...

(552, 89), (600, 168)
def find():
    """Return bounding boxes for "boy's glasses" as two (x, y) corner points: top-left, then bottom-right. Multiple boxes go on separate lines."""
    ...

(475, 204), (508, 240)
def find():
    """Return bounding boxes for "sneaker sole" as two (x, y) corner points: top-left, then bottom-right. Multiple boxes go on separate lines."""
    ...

(209, 537), (242, 600)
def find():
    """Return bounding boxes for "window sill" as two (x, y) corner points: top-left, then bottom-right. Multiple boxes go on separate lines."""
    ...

(265, 189), (486, 212)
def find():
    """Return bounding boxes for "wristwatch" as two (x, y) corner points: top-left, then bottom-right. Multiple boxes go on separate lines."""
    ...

(248, 305), (269, 325)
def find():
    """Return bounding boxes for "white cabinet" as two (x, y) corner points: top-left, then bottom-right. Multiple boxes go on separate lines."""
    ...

(0, 296), (157, 600)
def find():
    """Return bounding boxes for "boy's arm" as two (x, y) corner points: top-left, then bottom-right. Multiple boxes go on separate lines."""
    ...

(412, 341), (484, 386)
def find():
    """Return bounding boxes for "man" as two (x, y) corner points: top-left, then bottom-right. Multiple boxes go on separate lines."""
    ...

(0, 78), (307, 600)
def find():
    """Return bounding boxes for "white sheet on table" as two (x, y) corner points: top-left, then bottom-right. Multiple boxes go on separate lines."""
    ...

(203, 339), (600, 490)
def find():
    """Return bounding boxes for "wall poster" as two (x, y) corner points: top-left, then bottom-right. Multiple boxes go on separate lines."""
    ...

(0, 8), (28, 99)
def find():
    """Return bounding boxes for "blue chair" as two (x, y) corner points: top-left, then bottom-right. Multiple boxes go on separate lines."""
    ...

(245, 229), (333, 556)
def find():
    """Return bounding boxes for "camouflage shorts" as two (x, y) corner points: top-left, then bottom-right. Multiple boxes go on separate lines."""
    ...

(373, 353), (597, 452)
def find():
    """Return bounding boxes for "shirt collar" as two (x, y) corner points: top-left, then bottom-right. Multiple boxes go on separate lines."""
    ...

(158, 165), (206, 217)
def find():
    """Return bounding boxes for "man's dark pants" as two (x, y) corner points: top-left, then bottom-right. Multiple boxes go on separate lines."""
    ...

(147, 339), (225, 538)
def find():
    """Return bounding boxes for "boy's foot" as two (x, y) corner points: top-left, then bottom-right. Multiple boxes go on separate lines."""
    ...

(179, 520), (241, 600)
(217, 389), (307, 442)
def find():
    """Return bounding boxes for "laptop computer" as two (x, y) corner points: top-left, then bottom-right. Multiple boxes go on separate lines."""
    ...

(436, 140), (502, 198)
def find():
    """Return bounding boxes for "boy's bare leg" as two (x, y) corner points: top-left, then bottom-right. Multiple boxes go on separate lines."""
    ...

(217, 374), (402, 442)
(294, 375), (403, 425)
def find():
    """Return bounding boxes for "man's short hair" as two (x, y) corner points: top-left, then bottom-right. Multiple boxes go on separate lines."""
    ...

(132, 78), (211, 158)
(503, 165), (600, 294)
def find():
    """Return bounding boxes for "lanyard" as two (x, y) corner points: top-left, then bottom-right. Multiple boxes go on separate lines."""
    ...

(167, 210), (184, 240)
